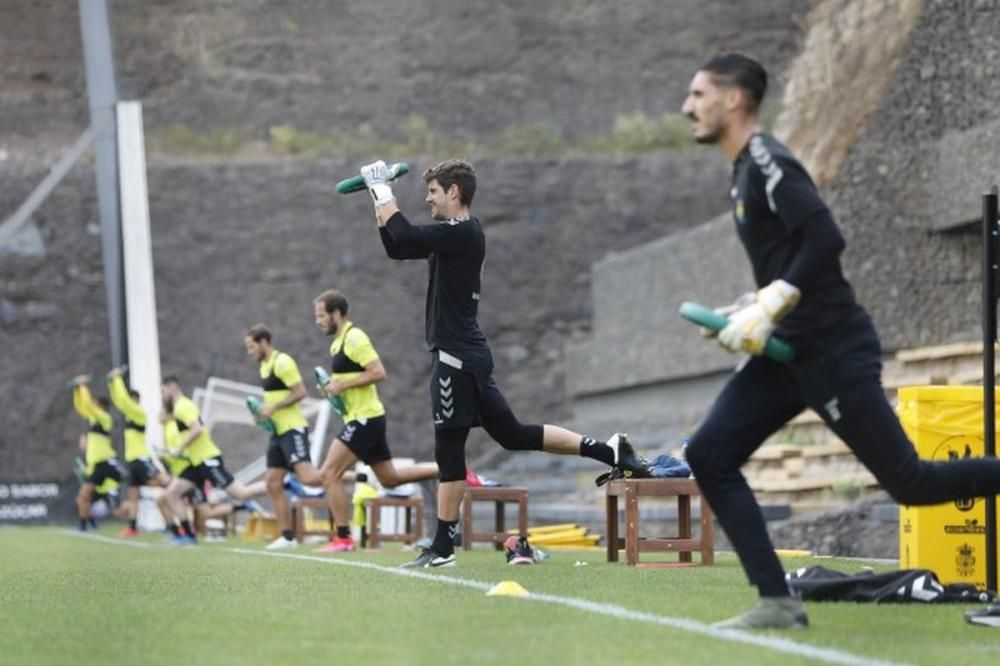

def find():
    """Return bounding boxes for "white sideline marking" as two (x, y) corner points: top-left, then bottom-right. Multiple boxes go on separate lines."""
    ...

(62, 529), (152, 549)
(55, 531), (905, 666)
(225, 548), (904, 666)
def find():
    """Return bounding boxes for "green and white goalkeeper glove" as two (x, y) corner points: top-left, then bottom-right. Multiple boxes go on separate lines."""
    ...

(717, 279), (801, 356)
(360, 160), (395, 206)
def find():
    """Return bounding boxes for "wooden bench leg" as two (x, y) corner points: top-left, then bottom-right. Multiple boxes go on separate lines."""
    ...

(414, 505), (423, 545)
(494, 500), (505, 550)
(606, 492), (618, 562)
(517, 496), (528, 538)
(678, 494), (692, 563)
(370, 503), (381, 549)
(700, 493), (714, 565)
(290, 504), (301, 543)
(462, 492), (472, 551)
(625, 483), (639, 566)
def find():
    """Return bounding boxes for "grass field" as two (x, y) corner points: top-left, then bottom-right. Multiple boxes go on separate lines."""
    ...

(2, 527), (999, 665)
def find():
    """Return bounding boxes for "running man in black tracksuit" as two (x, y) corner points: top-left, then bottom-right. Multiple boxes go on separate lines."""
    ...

(681, 53), (1000, 629)
(361, 158), (650, 568)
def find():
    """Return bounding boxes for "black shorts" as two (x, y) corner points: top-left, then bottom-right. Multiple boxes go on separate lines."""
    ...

(180, 457), (235, 491)
(92, 487), (121, 509)
(430, 349), (510, 430)
(267, 428), (311, 470)
(183, 485), (207, 505)
(87, 459), (124, 486)
(128, 457), (161, 486)
(337, 415), (392, 464)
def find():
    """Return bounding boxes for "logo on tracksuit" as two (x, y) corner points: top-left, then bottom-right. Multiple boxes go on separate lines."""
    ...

(438, 376), (454, 420)
(291, 429), (308, 462)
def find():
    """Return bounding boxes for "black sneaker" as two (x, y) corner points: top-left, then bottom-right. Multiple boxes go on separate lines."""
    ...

(400, 548), (456, 568)
(594, 467), (623, 487)
(504, 536), (536, 565)
(607, 433), (653, 479)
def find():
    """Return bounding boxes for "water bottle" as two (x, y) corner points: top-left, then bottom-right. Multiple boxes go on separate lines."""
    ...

(245, 396), (276, 434)
(314, 366), (347, 416)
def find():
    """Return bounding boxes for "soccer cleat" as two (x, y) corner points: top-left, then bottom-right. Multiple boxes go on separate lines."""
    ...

(119, 527), (139, 538)
(606, 433), (653, 479)
(504, 535), (536, 565)
(312, 536), (356, 553)
(965, 604), (1000, 628)
(169, 534), (197, 547)
(265, 536), (298, 550)
(400, 548), (456, 568)
(713, 597), (809, 630)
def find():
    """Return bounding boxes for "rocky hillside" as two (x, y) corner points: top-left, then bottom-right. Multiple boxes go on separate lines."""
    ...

(1, 0), (811, 478)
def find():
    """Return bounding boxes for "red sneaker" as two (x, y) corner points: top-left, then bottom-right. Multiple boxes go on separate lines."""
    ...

(120, 527), (139, 538)
(312, 536), (356, 553)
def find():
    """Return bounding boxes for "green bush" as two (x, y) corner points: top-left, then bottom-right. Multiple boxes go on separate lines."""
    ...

(145, 108), (734, 158)
(147, 125), (252, 156)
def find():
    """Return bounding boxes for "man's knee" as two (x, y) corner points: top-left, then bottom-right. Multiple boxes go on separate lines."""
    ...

(684, 436), (722, 479)
(435, 441), (466, 482)
(322, 463), (351, 486)
(482, 411), (543, 451)
(375, 468), (401, 488)
(165, 481), (187, 501)
(265, 472), (285, 496)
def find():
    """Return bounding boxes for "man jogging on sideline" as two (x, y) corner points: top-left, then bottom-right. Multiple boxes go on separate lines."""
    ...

(679, 53), (1000, 629)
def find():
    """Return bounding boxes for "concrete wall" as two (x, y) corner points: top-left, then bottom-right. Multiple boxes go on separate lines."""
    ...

(0, 153), (730, 478)
(566, 1), (1000, 441)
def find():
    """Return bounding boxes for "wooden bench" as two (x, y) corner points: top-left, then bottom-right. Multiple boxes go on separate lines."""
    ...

(291, 496), (333, 543)
(363, 496), (423, 549)
(462, 487), (528, 551)
(606, 478), (714, 568)
(193, 510), (235, 538)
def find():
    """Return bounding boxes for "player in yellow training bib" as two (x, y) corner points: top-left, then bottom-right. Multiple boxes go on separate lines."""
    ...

(106, 366), (171, 537)
(71, 375), (125, 532)
(244, 324), (335, 550)
(159, 376), (267, 545)
(311, 289), (438, 553)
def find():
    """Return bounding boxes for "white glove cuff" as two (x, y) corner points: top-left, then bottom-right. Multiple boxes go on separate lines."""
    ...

(369, 183), (395, 206)
(758, 279), (801, 321)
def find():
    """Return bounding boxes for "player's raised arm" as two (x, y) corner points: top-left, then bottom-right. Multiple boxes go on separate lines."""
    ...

(363, 159), (476, 259)
(107, 370), (145, 424)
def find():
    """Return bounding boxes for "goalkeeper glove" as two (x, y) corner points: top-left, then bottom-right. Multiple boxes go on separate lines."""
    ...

(717, 280), (800, 355)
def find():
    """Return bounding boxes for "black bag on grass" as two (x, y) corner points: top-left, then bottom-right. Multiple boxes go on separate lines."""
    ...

(786, 565), (996, 604)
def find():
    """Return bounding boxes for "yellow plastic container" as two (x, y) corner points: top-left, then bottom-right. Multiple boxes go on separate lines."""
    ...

(897, 385), (1000, 587)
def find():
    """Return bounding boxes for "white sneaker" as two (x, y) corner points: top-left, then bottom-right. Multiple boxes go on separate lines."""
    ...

(265, 536), (298, 550)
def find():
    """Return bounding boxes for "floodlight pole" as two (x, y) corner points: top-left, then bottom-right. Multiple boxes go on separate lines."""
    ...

(79, 0), (126, 368)
(982, 187), (998, 594)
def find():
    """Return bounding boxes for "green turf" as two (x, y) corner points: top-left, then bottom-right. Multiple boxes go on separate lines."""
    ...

(2, 527), (999, 665)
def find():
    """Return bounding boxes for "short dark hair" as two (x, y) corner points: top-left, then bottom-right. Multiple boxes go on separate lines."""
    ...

(423, 159), (476, 206)
(245, 323), (271, 343)
(161, 375), (181, 388)
(314, 289), (348, 316)
(700, 53), (768, 112)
